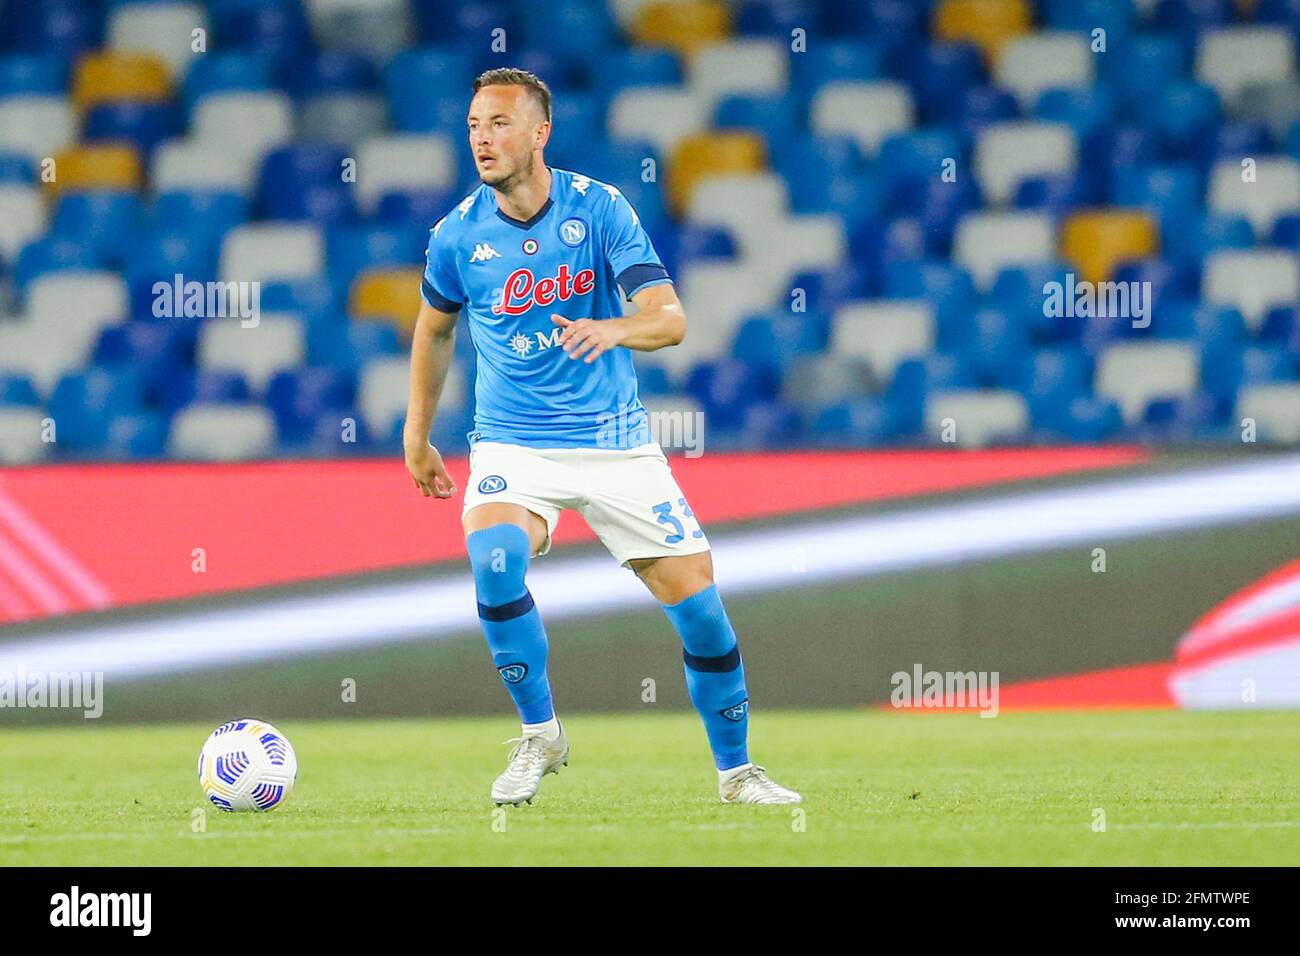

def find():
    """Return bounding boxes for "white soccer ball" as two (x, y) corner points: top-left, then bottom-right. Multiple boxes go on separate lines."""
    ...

(197, 718), (298, 812)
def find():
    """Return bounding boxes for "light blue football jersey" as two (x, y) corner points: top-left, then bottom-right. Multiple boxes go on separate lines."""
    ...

(421, 166), (671, 449)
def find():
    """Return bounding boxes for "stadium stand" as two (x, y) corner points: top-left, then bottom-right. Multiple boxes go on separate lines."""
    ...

(0, 0), (1297, 461)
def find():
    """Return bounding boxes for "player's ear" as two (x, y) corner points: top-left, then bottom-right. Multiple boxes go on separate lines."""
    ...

(536, 121), (550, 150)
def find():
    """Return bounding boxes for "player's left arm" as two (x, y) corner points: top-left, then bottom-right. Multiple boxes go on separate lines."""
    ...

(551, 282), (685, 363)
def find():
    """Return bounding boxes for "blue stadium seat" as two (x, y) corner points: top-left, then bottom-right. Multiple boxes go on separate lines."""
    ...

(210, 0), (314, 77)
(49, 191), (143, 265)
(1162, 211), (1253, 267)
(0, 153), (36, 184)
(256, 145), (356, 224)
(267, 366), (358, 443)
(686, 359), (781, 429)
(384, 48), (475, 129)
(811, 397), (898, 447)
(0, 373), (40, 407)
(789, 262), (873, 312)
(49, 366), (146, 453)
(308, 320), (403, 372)
(326, 223), (427, 291)
(887, 353), (976, 433)
(124, 231), (218, 316)
(0, 54), (68, 96)
(286, 50), (379, 98)
(1202, 343), (1297, 404)
(83, 101), (182, 157)
(731, 311), (831, 374)
(151, 191), (250, 254)
(1, 0), (103, 58)
(14, 237), (105, 292)
(907, 42), (984, 122)
(791, 39), (883, 98)
(1035, 87), (1117, 140)
(161, 368), (252, 413)
(183, 53), (273, 112)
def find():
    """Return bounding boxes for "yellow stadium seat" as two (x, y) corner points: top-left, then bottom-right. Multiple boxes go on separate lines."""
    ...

(72, 52), (172, 111)
(632, 1), (731, 58)
(1060, 210), (1159, 285)
(668, 132), (765, 214)
(934, 0), (1032, 63)
(46, 144), (143, 195)
(350, 268), (425, 336)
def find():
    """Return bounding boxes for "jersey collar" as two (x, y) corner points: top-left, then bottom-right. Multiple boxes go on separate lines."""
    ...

(493, 166), (557, 231)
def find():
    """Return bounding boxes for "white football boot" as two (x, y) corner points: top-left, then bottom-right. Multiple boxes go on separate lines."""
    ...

(719, 763), (803, 804)
(491, 728), (569, 805)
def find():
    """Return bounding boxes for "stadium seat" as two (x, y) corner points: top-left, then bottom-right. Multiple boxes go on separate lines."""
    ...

(1196, 26), (1296, 109)
(995, 31), (1094, 109)
(1059, 210), (1159, 284)
(0, 186), (46, 265)
(668, 132), (766, 215)
(975, 122), (1077, 206)
(1236, 383), (1300, 443)
(359, 354), (465, 438)
(925, 388), (1029, 447)
(1202, 248), (1300, 331)
(810, 81), (913, 156)
(355, 134), (457, 214)
(0, 96), (77, 165)
(1096, 341), (1200, 423)
(349, 267), (424, 335)
(630, 1), (731, 59)
(607, 86), (711, 159)
(0, 408), (47, 464)
(953, 211), (1055, 291)
(46, 144), (143, 196)
(107, 2), (209, 78)
(1208, 156), (1300, 236)
(169, 402), (276, 460)
(198, 315), (306, 393)
(71, 52), (173, 112)
(220, 223), (324, 284)
(831, 300), (935, 382)
(933, 0), (1032, 63)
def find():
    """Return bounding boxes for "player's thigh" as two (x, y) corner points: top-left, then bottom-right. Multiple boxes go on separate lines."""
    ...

(579, 443), (710, 570)
(628, 550), (715, 605)
(463, 501), (550, 556)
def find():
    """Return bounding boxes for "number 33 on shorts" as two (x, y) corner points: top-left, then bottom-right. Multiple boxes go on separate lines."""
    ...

(650, 498), (705, 544)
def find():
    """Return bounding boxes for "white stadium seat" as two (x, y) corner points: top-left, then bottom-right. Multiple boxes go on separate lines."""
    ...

(747, 214), (845, 290)
(831, 301), (936, 382)
(1096, 342), (1200, 423)
(1197, 26), (1297, 107)
(810, 81), (914, 156)
(220, 224), (324, 284)
(953, 211), (1056, 291)
(191, 92), (293, 170)
(198, 314), (306, 393)
(607, 86), (710, 157)
(304, 0), (412, 60)
(354, 133), (457, 214)
(297, 93), (388, 146)
(0, 407), (49, 465)
(152, 137), (251, 193)
(0, 96), (76, 165)
(108, 2), (208, 78)
(672, 261), (777, 375)
(1236, 384), (1300, 444)
(27, 272), (129, 364)
(169, 402), (276, 460)
(684, 172), (789, 251)
(0, 186), (46, 265)
(1208, 156), (1300, 237)
(1202, 248), (1300, 332)
(359, 355), (465, 437)
(975, 121), (1077, 206)
(688, 39), (788, 106)
(995, 32), (1095, 109)
(925, 389), (1030, 447)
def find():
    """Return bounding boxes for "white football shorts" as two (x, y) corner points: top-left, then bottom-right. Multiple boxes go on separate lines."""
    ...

(461, 440), (711, 567)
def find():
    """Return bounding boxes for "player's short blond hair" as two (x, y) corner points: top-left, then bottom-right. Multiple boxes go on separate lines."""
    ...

(472, 68), (553, 123)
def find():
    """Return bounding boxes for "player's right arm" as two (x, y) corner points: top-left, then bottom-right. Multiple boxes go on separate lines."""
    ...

(403, 299), (460, 499)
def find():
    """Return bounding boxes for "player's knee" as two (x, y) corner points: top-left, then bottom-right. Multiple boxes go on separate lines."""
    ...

(466, 523), (530, 607)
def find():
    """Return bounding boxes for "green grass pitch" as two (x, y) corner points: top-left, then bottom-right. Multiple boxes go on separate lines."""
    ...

(2, 709), (1297, 866)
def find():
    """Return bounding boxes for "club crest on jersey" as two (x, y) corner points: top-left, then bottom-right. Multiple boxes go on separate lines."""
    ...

(478, 475), (507, 494)
(559, 217), (587, 247)
(522, 238), (539, 255)
(497, 663), (528, 684)
(493, 264), (596, 316)
(719, 699), (749, 722)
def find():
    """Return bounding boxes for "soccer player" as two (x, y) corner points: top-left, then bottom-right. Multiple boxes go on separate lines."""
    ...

(404, 68), (801, 806)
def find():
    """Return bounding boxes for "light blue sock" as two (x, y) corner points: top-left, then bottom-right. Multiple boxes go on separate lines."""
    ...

(467, 524), (554, 724)
(661, 584), (750, 770)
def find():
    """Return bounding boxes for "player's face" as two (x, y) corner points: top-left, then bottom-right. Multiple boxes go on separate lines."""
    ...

(467, 85), (547, 190)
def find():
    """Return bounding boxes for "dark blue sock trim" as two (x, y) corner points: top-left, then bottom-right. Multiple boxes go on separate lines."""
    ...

(683, 645), (740, 673)
(478, 590), (535, 622)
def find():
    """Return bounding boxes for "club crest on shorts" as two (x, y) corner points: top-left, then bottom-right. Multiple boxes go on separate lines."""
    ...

(478, 474), (507, 494)
(498, 663), (528, 684)
(719, 699), (749, 722)
(559, 217), (587, 247)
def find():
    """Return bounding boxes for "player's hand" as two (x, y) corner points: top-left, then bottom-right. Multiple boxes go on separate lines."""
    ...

(552, 314), (624, 364)
(404, 438), (457, 498)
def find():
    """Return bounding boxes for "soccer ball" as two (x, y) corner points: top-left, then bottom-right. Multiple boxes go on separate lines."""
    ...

(197, 718), (298, 812)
